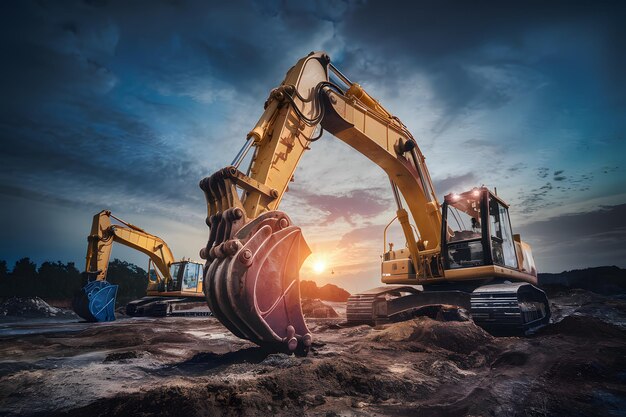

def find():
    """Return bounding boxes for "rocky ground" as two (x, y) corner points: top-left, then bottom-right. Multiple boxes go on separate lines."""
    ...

(0, 297), (78, 320)
(0, 291), (625, 417)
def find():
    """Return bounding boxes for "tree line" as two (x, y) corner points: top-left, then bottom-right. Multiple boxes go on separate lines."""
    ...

(0, 258), (149, 304)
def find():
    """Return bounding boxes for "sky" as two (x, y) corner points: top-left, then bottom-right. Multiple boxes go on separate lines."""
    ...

(0, 0), (625, 293)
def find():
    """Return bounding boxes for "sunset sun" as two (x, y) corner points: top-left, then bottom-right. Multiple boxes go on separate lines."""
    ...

(313, 260), (326, 274)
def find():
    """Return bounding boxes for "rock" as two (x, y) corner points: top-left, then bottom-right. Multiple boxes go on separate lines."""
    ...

(103, 351), (139, 362)
(301, 299), (339, 318)
(391, 304), (471, 323)
(303, 394), (325, 406)
(369, 316), (494, 354)
(261, 353), (299, 368)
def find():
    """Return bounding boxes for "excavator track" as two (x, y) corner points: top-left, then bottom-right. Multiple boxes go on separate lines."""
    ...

(125, 297), (212, 317)
(347, 286), (472, 325)
(470, 282), (550, 335)
(346, 282), (550, 335)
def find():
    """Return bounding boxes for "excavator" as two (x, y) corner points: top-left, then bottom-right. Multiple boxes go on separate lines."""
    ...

(72, 210), (208, 322)
(199, 51), (550, 353)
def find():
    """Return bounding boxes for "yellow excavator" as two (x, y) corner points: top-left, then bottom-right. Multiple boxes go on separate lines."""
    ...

(199, 52), (550, 353)
(72, 210), (208, 322)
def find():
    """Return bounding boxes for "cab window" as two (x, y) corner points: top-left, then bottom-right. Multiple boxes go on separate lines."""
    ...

(445, 192), (485, 269)
(182, 263), (201, 291)
(489, 197), (518, 268)
(447, 194), (482, 242)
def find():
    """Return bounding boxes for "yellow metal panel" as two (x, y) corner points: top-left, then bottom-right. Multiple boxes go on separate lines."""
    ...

(444, 265), (538, 286)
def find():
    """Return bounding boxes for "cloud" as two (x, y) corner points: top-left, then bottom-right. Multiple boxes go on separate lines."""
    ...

(290, 188), (389, 226)
(518, 182), (554, 214)
(433, 173), (477, 198)
(338, 224), (384, 248)
(517, 204), (626, 272)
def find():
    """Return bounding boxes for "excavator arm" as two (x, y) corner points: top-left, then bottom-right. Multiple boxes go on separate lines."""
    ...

(85, 210), (176, 284)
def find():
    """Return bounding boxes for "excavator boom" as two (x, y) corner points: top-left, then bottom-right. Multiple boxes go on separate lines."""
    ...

(85, 210), (175, 282)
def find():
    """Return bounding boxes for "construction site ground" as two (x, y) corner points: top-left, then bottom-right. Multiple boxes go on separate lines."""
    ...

(1, 291), (625, 417)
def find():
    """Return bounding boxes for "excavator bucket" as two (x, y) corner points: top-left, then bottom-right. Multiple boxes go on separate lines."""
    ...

(204, 210), (312, 353)
(72, 280), (118, 322)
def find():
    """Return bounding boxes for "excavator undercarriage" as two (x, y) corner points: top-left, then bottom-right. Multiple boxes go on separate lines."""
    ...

(125, 296), (212, 317)
(346, 282), (550, 335)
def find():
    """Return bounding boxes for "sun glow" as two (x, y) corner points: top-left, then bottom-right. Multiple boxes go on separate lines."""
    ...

(313, 260), (326, 274)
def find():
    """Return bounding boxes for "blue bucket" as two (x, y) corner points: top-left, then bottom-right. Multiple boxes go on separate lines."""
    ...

(72, 280), (118, 322)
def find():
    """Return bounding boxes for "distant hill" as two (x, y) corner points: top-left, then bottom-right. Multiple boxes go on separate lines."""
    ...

(300, 280), (350, 302)
(539, 266), (626, 295)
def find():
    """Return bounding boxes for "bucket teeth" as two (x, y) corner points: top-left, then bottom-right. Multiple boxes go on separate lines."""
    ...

(204, 256), (247, 340)
(203, 210), (312, 353)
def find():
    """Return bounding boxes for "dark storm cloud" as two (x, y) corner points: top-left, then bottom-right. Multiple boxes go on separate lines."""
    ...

(2, 0), (624, 213)
(0, 0), (365, 218)
(0, 96), (206, 215)
(0, 184), (85, 210)
(517, 204), (626, 271)
(341, 1), (624, 57)
(0, 2), (118, 112)
(337, 0), (626, 131)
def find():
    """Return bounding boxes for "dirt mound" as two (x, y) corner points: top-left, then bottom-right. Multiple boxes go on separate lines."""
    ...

(301, 298), (338, 318)
(540, 315), (626, 339)
(370, 317), (494, 354)
(50, 356), (424, 417)
(0, 297), (75, 318)
(391, 304), (471, 323)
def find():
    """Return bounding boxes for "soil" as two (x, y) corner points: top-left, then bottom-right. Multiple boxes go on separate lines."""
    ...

(0, 297), (77, 319)
(301, 299), (339, 318)
(0, 290), (625, 417)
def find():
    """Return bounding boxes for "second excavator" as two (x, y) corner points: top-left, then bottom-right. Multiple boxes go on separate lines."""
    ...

(72, 210), (208, 321)
(199, 52), (550, 353)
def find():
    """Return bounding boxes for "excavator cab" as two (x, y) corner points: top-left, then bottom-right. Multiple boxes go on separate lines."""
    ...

(440, 187), (550, 333)
(147, 260), (204, 295)
(442, 187), (519, 272)
(177, 261), (204, 293)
